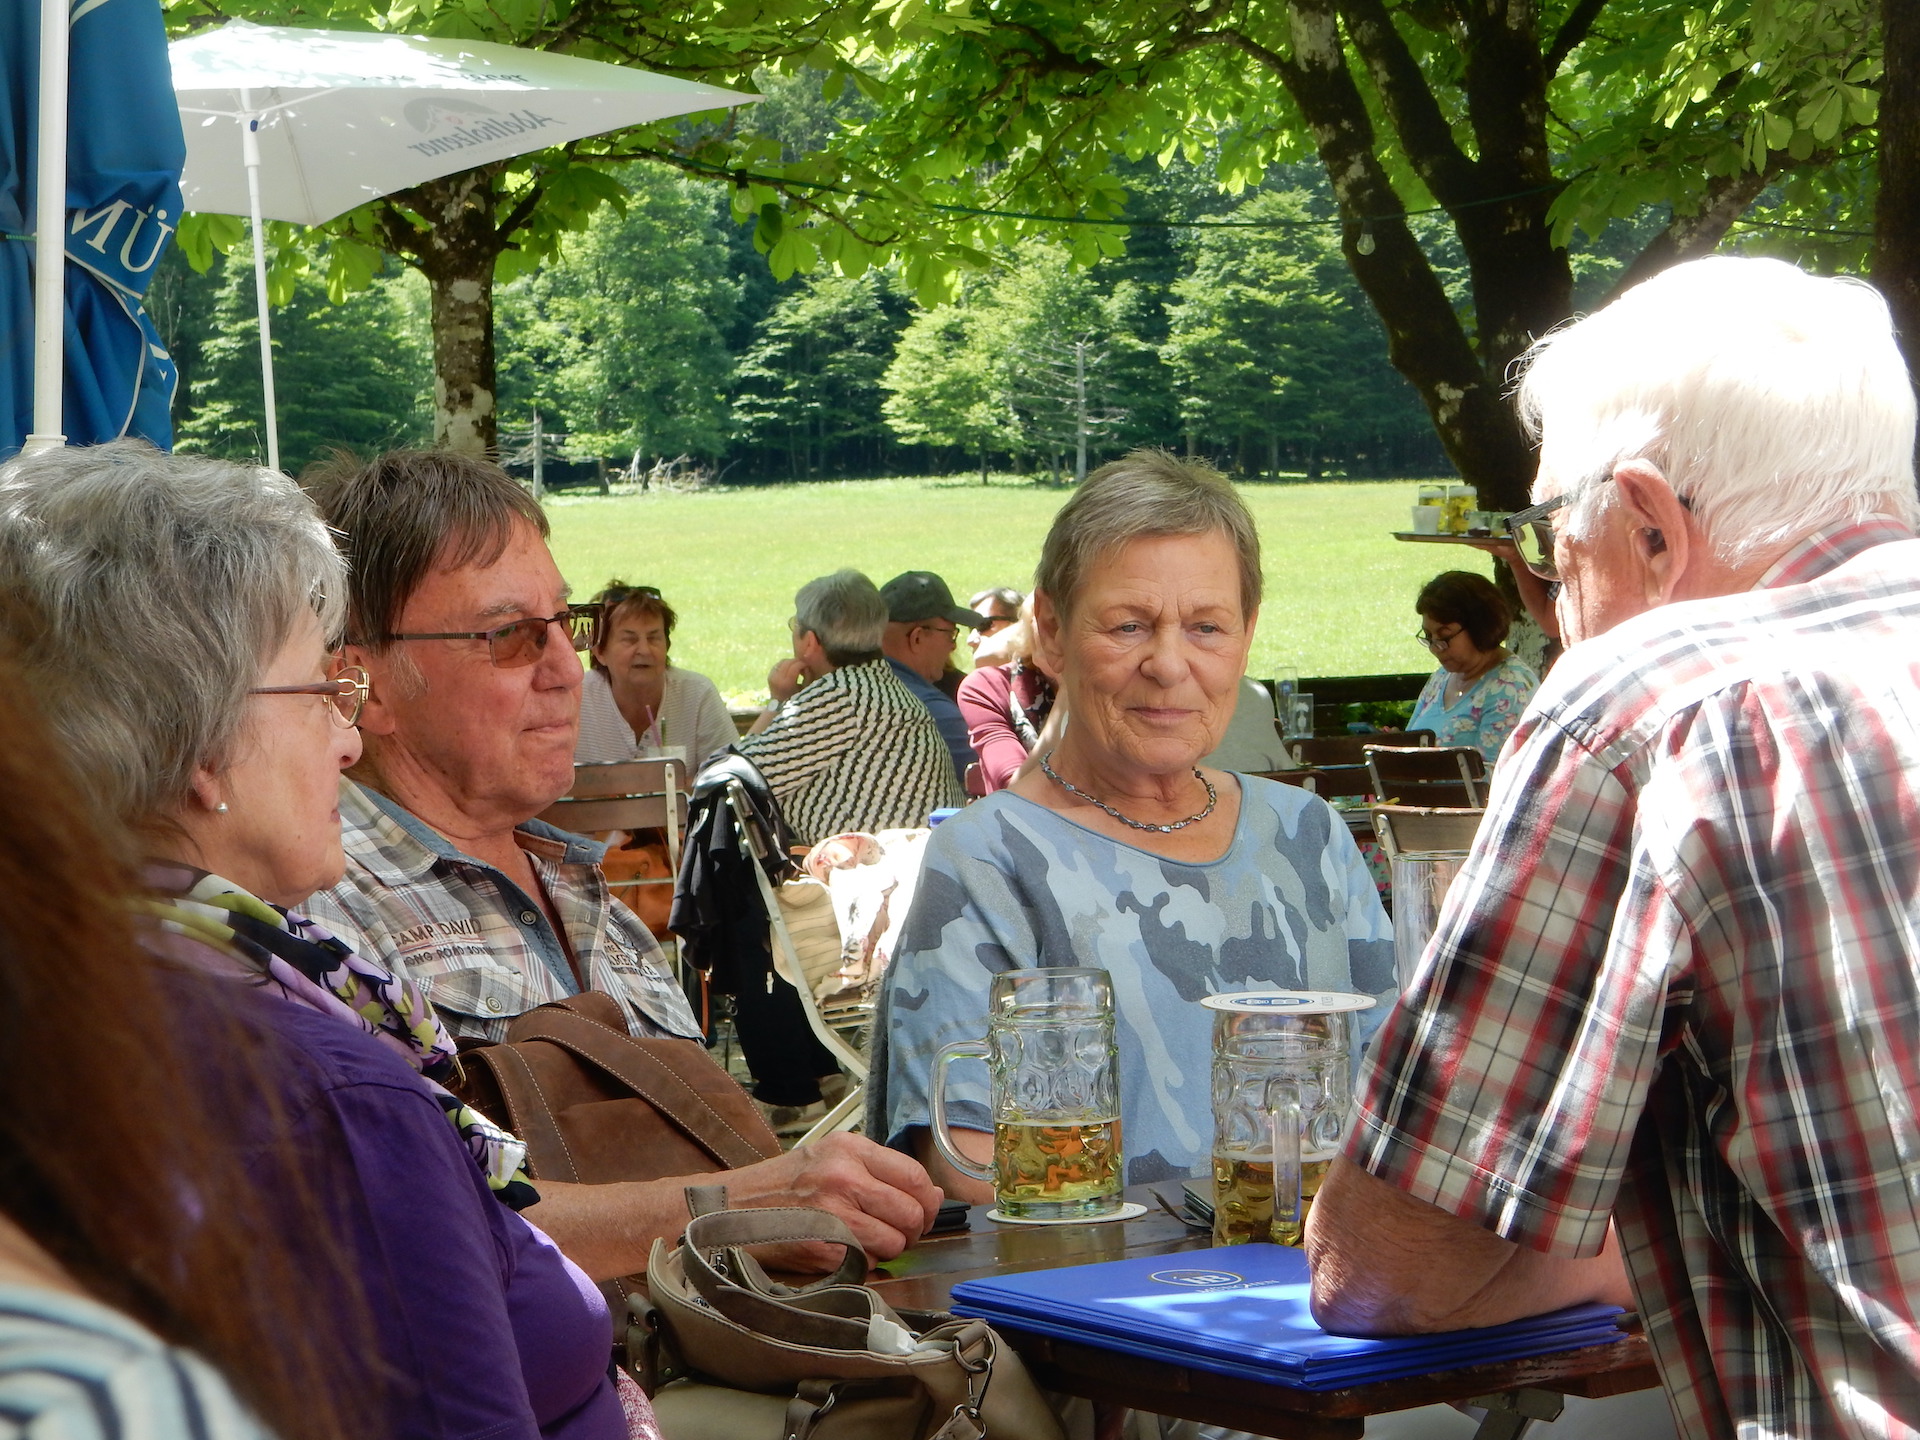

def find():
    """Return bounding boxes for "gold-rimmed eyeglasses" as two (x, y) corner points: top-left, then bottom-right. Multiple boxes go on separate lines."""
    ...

(250, 665), (370, 727)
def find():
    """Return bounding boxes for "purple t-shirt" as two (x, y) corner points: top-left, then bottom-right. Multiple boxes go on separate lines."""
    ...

(252, 995), (623, 1440)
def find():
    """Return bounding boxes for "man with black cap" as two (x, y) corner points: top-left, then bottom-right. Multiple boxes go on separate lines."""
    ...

(879, 570), (980, 785)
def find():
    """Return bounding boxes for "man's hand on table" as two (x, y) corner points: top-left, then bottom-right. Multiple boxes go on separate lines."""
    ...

(725, 1133), (943, 1271)
(1305, 1157), (1633, 1336)
(521, 1133), (941, 1280)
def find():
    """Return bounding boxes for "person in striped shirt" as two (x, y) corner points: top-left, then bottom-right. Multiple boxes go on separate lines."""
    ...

(740, 568), (963, 846)
(1307, 257), (1920, 1439)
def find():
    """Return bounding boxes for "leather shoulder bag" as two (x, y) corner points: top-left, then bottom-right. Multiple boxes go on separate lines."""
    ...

(454, 990), (782, 1186)
(452, 991), (783, 1321)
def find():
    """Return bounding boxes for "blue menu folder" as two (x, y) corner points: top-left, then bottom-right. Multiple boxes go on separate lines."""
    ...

(949, 1244), (1624, 1392)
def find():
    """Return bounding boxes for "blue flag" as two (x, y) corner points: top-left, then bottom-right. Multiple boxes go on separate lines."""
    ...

(2, 0), (185, 456)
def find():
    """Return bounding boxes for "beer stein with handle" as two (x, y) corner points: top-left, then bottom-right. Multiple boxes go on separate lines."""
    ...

(930, 968), (1124, 1221)
(1204, 991), (1376, 1246)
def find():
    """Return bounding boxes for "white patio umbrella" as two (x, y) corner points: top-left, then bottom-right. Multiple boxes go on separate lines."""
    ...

(170, 20), (754, 471)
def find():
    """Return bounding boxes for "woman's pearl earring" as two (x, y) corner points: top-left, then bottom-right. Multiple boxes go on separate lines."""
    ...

(214, 802), (229, 814)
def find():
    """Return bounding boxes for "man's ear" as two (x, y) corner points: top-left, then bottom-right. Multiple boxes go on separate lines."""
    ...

(795, 628), (829, 678)
(340, 641), (399, 738)
(1611, 460), (1692, 606)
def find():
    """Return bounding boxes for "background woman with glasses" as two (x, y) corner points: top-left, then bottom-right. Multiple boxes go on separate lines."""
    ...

(575, 579), (737, 770)
(1407, 570), (1541, 764)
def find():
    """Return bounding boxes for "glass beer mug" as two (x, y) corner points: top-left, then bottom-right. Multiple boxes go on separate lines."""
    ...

(1204, 991), (1376, 1246)
(930, 968), (1124, 1221)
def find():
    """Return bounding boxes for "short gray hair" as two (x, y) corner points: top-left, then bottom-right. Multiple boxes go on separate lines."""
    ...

(1517, 256), (1920, 564)
(0, 440), (345, 831)
(794, 569), (887, 666)
(1036, 450), (1263, 617)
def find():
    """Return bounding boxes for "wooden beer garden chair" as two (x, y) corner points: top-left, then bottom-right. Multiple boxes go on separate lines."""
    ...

(1369, 804), (1486, 862)
(1364, 744), (1488, 810)
(537, 757), (689, 973)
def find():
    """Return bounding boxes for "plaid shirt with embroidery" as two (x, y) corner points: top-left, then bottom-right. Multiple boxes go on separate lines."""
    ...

(1351, 522), (1920, 1438)
(303, 780), (701, 1045)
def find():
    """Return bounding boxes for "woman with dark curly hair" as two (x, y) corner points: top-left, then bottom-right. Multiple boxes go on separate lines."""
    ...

(1407, 570), (1540, 762)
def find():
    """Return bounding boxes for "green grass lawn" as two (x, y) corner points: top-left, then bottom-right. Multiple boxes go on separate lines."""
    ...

(543, 476), (1492, 706)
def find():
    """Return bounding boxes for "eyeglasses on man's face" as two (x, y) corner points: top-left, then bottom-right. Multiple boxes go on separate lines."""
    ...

(249, 665), (370, 727)
(382, 605), (602, 669)
(915, 621), (959, 644)
(1503, 467), (1624, 580)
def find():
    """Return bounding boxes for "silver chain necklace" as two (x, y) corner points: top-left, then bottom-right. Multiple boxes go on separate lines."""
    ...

(1039, 750), (1218, 833)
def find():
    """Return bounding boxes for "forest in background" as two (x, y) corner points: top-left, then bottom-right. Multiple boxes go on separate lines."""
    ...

(148, 70), (1668, 486)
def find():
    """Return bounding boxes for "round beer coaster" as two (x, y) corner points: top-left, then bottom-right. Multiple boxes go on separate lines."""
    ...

(985, 1201), (1149, 1227)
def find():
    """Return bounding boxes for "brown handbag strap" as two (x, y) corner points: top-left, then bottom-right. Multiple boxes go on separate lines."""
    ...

(506, 1010), (776, 1170)
(460, 1043), (584, 1183)
(682, 1207), (871, 1304)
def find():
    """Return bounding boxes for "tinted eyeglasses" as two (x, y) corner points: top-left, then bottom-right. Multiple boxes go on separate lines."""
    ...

(249, 665), (370, 727)
(385, 606), (602, 669)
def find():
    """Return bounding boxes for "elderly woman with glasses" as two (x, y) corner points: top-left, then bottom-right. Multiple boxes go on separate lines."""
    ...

(0, 442), (640, 1440)
(1407, 570), (1541, 763)
(576, 581), (737, 769)
(871, 451), (1394, 1199)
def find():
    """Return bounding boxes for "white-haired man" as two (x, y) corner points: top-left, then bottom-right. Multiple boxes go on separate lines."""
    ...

(302, 452), (940, 1279)
(1307, 257), (1920, 1437)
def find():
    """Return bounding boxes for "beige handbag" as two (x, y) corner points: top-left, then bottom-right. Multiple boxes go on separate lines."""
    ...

(634, 1191), (1065, 1440)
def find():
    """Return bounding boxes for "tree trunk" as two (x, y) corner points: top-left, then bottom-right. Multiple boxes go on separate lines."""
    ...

(1878, 0), (1920, 452)
(1268, 0), (1544, 512)
(400, 172), (507, 457)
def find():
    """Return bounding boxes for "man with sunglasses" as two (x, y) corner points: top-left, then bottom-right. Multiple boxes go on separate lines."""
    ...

(1307, 258), (1920, 1438)
(302, 451), (941, 1274)
(878, 570), (985, 784)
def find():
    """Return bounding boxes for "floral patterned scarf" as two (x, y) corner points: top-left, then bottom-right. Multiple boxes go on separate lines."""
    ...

(143, 865), (539, 1210)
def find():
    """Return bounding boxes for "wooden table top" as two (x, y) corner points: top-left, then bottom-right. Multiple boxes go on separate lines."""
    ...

(868, 1193), (1658, 1439)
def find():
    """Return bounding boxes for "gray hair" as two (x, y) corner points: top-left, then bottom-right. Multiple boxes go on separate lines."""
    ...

(794, 569), (887, 666)
(1036, 449), (1263, 617)
(0, 440), (345, 831)
(1517, 256), (1920, 565)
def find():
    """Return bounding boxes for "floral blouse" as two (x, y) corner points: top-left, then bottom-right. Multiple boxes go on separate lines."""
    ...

(1408, 654), (1541, 763)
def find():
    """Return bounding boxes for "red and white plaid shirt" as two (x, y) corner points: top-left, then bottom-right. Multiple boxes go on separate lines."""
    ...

(1351, 521), (1920, 1438)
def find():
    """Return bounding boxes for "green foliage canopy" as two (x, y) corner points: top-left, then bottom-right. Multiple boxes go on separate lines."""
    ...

(495, 167), (739, 461)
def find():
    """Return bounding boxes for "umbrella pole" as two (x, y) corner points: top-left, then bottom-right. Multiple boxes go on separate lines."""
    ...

(239, 103), (280, 473)
(24, 0), (70, 454)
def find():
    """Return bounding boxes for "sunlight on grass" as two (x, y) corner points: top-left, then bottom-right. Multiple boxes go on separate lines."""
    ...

(544, 477), (1492, 704)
